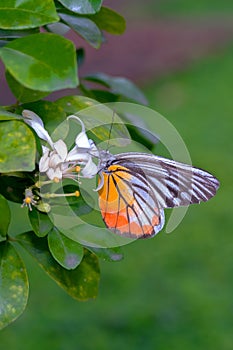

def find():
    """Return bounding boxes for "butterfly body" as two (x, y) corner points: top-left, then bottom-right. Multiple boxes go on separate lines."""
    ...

(98, 152), (219, 238)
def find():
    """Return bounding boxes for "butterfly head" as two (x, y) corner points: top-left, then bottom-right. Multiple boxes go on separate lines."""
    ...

(96, 149), (115, 172)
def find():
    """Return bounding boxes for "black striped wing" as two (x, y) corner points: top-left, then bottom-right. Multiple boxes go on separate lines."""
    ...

(110, 152), (219, 209)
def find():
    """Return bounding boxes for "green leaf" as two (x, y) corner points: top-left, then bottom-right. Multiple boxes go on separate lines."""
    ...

(45, 22), (70, 36)
(17, 232), (100, 300)
(125, 123), (159, 151)
(60, 223), (133, 249)
(0, 242), (29, 330)
(28, 208), (53, 237)
(55, 95), (131, 146)
(0, 109), (22, 121)
(55, 95), (99, 113)
(48, 227), (83, 269)
(87, 7), (126, 35)
(0, 28), (40, 39)
(0, 40), (7, 48)
(57, 0), (103, 14)
(59, 12), (102, 48)
(0, 195), (11, 237)
(0, 0), (59, 29)
(0, 33), (78, 92)
(87, 246), (124, 262)
(84, 73), (148, 104)
(82, 88), (120, 103)
(0, 120), (36, 172)
(6, 71), (50, 103)
(0, 174), (34, 203)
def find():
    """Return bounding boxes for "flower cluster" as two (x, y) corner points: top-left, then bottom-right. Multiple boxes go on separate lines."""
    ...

(22, 110), (99, 210)
(23, 110), (99, 182)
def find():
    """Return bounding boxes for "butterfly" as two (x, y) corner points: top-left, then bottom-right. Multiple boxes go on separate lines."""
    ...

(97, 151), (219, 239)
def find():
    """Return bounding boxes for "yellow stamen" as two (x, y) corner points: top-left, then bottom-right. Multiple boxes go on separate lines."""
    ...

(75, 166), (81, 172)
(53, 177), (60, 183)
(25, 197), (32, 204)
(40, 191), (80, 199)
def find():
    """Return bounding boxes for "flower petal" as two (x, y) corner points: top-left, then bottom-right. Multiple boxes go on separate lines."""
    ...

(53, 139), (68, 161)
(47, 166), (63, 180)
(81, 157), (98, 178)
(67, 115), (91, 148)
(75, 131), (91, 148)
(22, 110), (54, 148)
(22, 109), (44, 127)
(48, 152), (62, 168)
(66, 146), (90, 162)
(39, 150), (50, 172)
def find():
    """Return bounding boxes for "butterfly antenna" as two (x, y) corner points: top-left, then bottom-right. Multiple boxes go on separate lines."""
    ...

(106, 111), (115, 152)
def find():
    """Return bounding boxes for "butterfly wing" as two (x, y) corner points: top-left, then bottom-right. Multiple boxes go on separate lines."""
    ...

(98, 152), (219, 238)
(111, 152), (219, 207)
(98, 163), (165, 238)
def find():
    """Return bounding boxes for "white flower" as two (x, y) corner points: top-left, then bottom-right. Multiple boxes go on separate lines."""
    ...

(39, 139), (68, 180)
(22, 110), (98, 181)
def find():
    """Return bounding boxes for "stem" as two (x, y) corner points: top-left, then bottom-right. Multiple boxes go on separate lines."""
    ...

(39, 191), (79, 199)
(6, 234), (18, 242)
(35, 179), (54, 188)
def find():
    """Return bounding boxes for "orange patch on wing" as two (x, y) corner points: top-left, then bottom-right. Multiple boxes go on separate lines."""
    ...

(98, 165), (134, 213)
(103, 210), (143, 237)
(102, 205), (156, 237)
(104, 211), (128, 229)
(98, 165), (161, 237)
(152, 213), (160, 226)
(128, 222), (143, 235)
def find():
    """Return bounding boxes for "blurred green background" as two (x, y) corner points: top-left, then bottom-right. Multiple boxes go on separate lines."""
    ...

(1, 1), (233, 349)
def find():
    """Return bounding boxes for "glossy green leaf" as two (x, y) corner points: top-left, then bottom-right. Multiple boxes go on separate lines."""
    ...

(55, 95), (99, 113)
(0, 109), (22, 121)
(55, 95), (131, 146)
(17, 232), (100, 300)
(57, 0), (103, 14)
(0, 174), (34, 203)
(28, 208), (53, 237)
(45, 22), (70, 36)
(87, 246), (124, 262)
(84, 73), (148, 104)
(0, 195), (10, 237)
(0, 28), (39, 39)
(0, 40), (7, 48)
(0, 120), (36, 172)
(82, 88), (119, 103)
(125, 123), (159, 151)
(0, 33), (78, 91)
(88, 7), (126, 35)
(0, 0), (59, 29)
(59, 12), (102, 48)
(0, 242), (29, 330)
(60, 223), (133, 249)
(6, 71), (50, 103)
(48, 227), (83, 269)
